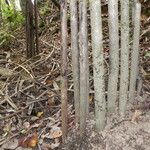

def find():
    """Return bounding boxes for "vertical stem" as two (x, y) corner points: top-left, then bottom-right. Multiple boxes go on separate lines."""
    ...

(89, 0), (106, 131)
(79, 0), (89, 136)
(129, 0), (141, 103)
(70, 0), (80, 124)
(119, 0), (130, 116)
(0, 0), (2, 26)
(131, 0), (136, 26)
(60, 0), (68, 142)
(25, 0), (35, 58)
(107, 0), (119, 112)
(25, 0), (30, 57)
(34, 0), (39, 55)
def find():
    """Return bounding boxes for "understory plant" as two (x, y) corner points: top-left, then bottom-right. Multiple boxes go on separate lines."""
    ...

(0, 0), (25, 47)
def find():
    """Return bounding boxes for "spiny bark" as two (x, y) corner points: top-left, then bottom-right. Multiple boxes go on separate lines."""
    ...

(119, 0), (130, 116)
(129, 0), (141, 103)
(60, 0), (68, 142)
(107, 0), (119, 112)
(89, 0), (106, 131)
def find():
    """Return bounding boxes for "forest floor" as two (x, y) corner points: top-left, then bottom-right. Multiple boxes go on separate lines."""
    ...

(0, 2), (150, 150)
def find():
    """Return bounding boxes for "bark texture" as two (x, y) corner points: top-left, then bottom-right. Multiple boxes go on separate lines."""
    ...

(79, 0), (89, 136)
(119, 0), (130, 116)
(70, 0), (80, 124)
(60, 0), (68, 142)
(129, 0), (141, 103)
(25, 0), (35, 58)
(25, 0), (39, 58)
(107, 0), (119, 112)
(89, 0), (106, 131)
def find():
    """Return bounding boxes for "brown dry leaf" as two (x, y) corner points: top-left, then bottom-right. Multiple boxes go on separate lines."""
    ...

(45, 79), (53, 85)
(131, 110), (142, 123)
(31, 122), (42, 128)
(47, 97), (55, 107)
(50, 139), (60, 149)
(141, 14), (149, 21)
(18, 132), (38, 148)
(47, 91), (54, 97)
(89, 95), (94, 103)
(1, 138), (18, 149)
(50, 127), (62, 139)
(51, 130), (62, 139)
(41, 143), (51, 150)
(53, 81), (59, 90)
(23, 122), (30, 130)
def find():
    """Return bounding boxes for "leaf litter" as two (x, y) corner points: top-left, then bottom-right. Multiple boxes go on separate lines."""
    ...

(0, 0), (150, 149)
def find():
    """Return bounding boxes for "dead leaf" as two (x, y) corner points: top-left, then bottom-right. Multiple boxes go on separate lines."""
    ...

(0, 67), (14, 77)
(41, 143), (50, 150)
(1, 138), (18, 149)
(37, 111), (43, 117)
(51, 130), (62, 138)
(50, 139), (60, 149)
(31, 122), (42, 128)
(3, 123), (11, 137)
(53, 81), (59, 90)
(50, 126), (62, 139)
(47, 91), (55, 97)
(131, 110), (142, 123)
(42, 127), (62, 140)
(23, 122), (30, 130)
(89, 95), (94, 103)
(45, 79), (53, 85)
(31, 116), (39, 121)
(18, 132), (38, 148)
(47, 97), (55, 107)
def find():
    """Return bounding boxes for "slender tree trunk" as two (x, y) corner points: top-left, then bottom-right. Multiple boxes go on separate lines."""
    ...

(132, 0), (135, 26)
(25, 0), (39, 58)
(25, 0), (35, 58)
(20, 0), (26, 15)
(60, 0), (68, 142)
(119, 0), (130, 116)
(70, 0), (80, 124)
(34, 0), (39, 55)
(89, 0), (106, 131)
(129, 0), (141, 103)
(0, 0), (2, 26)
(79, 0), (89, 137)
(107, 0), (119, 112)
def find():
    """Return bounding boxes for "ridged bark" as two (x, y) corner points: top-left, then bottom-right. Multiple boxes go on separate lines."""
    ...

(129, 1), (141, 103)
(60, 0), (68, 142)
(119, 0), (130, 116)
(70, 0), (80, 124)
(107, 0), (119, 112)
(25, 0), (35, 58)
(89, 0), (106, 131)
(79, 0), (89, 136)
